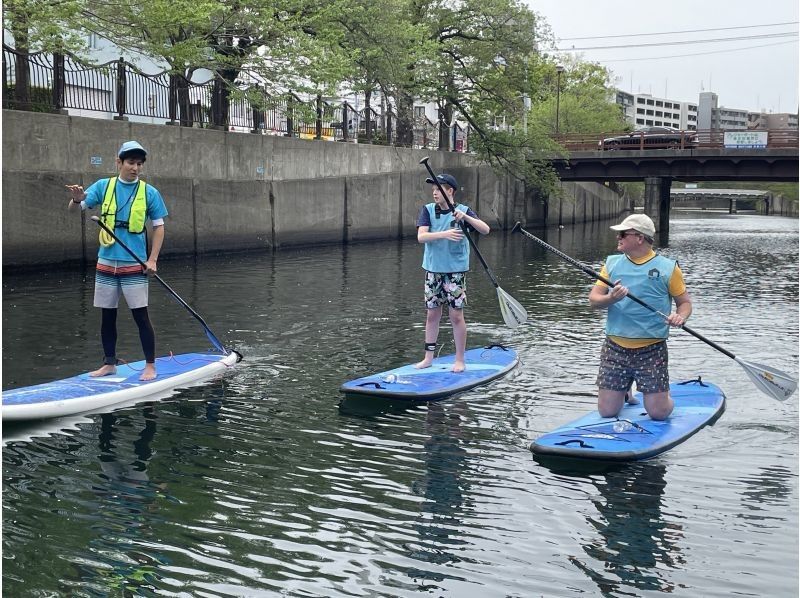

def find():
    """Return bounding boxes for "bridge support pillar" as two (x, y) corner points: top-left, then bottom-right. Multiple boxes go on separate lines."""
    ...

(729, 198), (737, 214)
(644, 177), (671, 243)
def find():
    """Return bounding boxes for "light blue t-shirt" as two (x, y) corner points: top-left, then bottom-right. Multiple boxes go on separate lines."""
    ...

(84, 177), (168, 262)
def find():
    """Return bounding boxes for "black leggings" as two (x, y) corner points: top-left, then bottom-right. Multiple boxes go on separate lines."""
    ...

(101, 307), (155, 365)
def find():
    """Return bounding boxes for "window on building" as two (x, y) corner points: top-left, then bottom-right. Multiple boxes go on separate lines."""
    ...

(688, 115), (696, 121)
(646, 99), (654, 105)
(87, 33), (101, 49)
(637, 108), (644, 114)
(645, 119), (653, 125)
(637, 98), (645, 104)
(414, 106), (426, 118)
(656, 111), (663, 117)
(636, 118), (644, 124)
(655, 121), (662, 126)
(646, 109), (653, 115)
(689, 105), (697, 111)
(656, 101), (663, 107)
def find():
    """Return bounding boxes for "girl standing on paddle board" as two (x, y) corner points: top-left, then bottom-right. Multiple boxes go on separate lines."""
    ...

(589, 213), (692, 421)
(415, 173), (490, 373)
(66, 141), (169, 381)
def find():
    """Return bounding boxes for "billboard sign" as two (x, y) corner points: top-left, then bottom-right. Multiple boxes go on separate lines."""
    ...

(724, 131), (768, 149)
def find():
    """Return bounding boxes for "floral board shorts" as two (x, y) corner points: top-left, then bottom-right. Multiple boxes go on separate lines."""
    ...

(596, 338), (670, 394)
(423, 271), (467, 310)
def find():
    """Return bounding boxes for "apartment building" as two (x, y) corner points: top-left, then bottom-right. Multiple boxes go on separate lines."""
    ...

(697, 91), (752, 130)
(615, 90), (697, 130)
(747, 111), (799, 130)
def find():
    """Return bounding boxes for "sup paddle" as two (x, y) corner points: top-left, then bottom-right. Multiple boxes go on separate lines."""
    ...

(512, 221), (797, 401)
(91, 215), (232, 356)
(419, 157), (527, 329)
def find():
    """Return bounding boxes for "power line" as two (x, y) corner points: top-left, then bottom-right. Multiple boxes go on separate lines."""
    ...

(559, 21), (799, 41)
(555, 31), (797, 51)
(593, 39), (798, 62)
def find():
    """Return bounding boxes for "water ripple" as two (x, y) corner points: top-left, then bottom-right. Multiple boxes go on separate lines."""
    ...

(3, 213), (798, 597)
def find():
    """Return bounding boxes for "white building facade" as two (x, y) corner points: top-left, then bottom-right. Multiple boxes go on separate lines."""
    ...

(615, 90), (697, 130)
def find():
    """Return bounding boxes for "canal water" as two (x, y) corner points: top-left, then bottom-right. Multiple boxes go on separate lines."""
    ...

(3, 212), (798, 597)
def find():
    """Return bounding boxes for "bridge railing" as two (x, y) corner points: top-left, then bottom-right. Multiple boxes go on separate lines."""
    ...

(555, 129), (798, 152)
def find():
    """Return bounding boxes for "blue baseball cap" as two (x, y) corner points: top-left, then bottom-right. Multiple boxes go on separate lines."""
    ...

(426, 173), (458, 190)
(118, 140), (147, 160)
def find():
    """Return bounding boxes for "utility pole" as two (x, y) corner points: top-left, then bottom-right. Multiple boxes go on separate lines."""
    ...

(555, 65), (565, 135)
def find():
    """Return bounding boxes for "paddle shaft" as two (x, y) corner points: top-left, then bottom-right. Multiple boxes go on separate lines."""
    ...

(419, 157), (501, 289)
(512, 222), (737, 360)
(90, 216), (228, 354)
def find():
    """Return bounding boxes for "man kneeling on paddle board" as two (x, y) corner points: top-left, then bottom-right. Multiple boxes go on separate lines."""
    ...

(589, 214), (692, 421)
(415, 173), (490, 373)
(66, 141), (169, 381)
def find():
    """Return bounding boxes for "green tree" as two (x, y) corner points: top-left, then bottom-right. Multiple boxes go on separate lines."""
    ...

(3, 0), (85, 109)
(413, 0), (565, 193)
(530, 59), (627, 135)
(328, 0), (429, 143)
(75, 0), (350, 126)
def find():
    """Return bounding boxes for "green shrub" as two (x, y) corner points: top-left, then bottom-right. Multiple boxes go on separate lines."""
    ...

(3, 85), (56, 113)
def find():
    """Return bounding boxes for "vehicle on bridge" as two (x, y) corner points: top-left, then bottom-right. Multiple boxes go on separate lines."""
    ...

(599, 126), (698, 150)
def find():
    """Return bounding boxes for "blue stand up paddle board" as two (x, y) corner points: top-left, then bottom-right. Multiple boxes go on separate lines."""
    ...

(340, 345), (518, 401)
(531, 378), (726, 462)
(2, 351), (241, 421)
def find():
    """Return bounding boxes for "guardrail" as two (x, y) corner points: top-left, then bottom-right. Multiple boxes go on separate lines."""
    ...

(553, 129), (798, 151)
(2, 44), (471, 151)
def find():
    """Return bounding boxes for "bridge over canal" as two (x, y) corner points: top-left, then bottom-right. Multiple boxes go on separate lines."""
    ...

(549, 142), (798, 242)
(670, 188), (773, 214)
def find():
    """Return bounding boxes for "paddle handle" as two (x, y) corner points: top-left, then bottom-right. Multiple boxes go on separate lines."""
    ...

(511, 222), (737, 360)
(419, 157), (500, 289)
(90, 216), (229, 355)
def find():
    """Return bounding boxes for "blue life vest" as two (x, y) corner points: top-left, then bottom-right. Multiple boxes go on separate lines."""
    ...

(605, 253), (677, 339)
(421, 203), (470, 273)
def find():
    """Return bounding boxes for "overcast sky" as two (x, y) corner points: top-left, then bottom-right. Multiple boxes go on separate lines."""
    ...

(527, 0), (799, 113)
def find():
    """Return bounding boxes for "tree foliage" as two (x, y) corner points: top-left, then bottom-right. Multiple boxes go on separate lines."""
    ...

(5, 0), (629, 194)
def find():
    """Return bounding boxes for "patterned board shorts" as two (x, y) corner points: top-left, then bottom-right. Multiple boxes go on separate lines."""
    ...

(94, 259), (149, 309)
(423, 271), (467, 309)
(596, 338), (670, 394)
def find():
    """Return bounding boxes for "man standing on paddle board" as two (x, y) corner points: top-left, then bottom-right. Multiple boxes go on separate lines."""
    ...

(589, 214), (692, 420)
(415, 173), (490, 373)
(66, 141), (168, 381)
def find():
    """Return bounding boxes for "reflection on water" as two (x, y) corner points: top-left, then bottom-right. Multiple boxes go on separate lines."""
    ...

(571, 463), (683, 595)
(67, 409), (167, 595)
(410, 401), (470, 571)
(3, 213), (798, 597)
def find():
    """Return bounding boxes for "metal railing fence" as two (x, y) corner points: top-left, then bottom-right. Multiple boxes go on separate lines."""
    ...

(3, 44), (470, 152)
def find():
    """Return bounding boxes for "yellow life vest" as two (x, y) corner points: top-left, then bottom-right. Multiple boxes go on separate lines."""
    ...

(99, 177), (147, 247)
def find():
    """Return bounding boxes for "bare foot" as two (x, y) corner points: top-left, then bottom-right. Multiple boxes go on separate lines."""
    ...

(89, 364), (117, 377)
(452, 361), (465, 373)
(140, 364), (157, 381)
(414, 358), (433, 369)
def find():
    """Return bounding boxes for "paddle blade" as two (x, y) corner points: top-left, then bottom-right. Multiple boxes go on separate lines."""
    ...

(737, 358), (798, 401)
(497, 287), (528, 329)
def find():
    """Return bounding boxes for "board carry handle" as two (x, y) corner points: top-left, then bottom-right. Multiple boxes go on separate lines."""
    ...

(555, 439), (594, 448)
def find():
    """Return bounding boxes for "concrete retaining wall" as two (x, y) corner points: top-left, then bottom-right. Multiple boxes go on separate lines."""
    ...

(3, 110), (626, 267)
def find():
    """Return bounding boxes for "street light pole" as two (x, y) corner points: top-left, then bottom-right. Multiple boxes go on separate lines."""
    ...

(555, 65), (565, 136)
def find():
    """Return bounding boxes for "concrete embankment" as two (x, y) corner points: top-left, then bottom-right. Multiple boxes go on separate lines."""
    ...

(2, 110), (626, 268)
